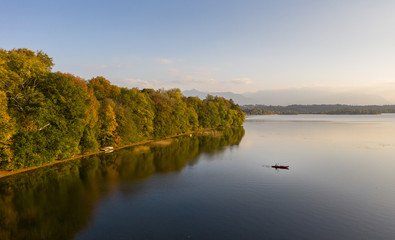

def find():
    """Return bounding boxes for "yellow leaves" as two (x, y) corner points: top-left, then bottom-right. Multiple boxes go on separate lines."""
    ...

(98, 100), (120, 146)
(0, 91), (14, 133)
(0, 48), (53, 93)
(0, 91), (15, 165)
(21, 117), (38, 131)
(104, 104), (118, 133)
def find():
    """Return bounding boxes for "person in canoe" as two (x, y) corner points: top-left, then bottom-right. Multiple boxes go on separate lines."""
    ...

(272, 163), (289, 169)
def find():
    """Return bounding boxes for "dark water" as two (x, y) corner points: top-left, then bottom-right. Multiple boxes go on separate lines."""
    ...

(1, 115), (395, 240)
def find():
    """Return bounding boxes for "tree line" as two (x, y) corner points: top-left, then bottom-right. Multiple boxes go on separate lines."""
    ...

(0, 48), (245, 170)
(241, 104), (395, 115)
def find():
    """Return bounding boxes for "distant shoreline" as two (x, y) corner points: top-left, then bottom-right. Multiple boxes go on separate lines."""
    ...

(244, 112), (382, 116)
(241, 104), (395, 115)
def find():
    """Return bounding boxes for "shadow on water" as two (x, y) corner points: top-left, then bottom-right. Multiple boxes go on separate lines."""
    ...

(0, 127), (245, 240)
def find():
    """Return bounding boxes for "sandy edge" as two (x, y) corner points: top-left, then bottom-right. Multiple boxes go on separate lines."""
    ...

(0, 127), (229, 179)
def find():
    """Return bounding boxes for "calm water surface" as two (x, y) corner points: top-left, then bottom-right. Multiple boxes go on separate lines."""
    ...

(1, 115), (395, 240)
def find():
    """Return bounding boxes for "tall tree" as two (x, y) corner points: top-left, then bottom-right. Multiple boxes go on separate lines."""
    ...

(0, 91), (15, 167)
(0, 48), (53, 115)
(88, 76), (120, 100)
(98, 99), (119, 147)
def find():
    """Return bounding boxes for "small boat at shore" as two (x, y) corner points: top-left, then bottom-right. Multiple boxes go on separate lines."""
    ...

(272, 165), (289, 169)
(101, 147), (114, 152)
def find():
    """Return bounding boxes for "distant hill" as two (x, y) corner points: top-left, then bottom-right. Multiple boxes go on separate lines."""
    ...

(182, 89), (255, 105)
(183, 88), (392, 106)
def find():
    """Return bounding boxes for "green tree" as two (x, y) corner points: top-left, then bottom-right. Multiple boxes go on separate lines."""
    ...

(0, 48), (53, 114)
(98, 99), (119, 147)
(88, 76), (120, 100)
(0, 91), (15, 167)
(117, 88), (155, 141)
(166, 88), (190, 134)
(150, 91), (175, 137)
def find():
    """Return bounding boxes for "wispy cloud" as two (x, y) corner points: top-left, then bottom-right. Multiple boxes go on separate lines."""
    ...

(173, 76), (218, 85)
(232, 78), (253, 84)
(122, 78), (159, 89)
(157, 58), (173, 64)
(192, 67), (222, 76)
(80, 64), (126, 70)
(166, 68), (181, 75)
(164, 66), (220, 86)
(81, 64), (108, 69)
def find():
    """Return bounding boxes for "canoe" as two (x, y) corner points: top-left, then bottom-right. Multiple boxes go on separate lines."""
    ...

(272, 165), (289, 169)
(101, 146), (114, 151)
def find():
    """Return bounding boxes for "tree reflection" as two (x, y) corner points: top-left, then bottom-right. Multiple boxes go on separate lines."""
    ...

(0, 127), (244, 240)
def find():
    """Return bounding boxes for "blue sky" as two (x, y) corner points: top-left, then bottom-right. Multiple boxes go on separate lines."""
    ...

(2, 0), (395, 102)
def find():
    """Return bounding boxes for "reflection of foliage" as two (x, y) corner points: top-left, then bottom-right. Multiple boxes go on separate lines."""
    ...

(0, 161), (96, 240)
(0, 127), (244, 240)
(0, 49), (244, 170)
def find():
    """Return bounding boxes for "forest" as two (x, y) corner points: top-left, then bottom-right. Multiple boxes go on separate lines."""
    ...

(0, 48), (245, 170)
(241, 104), (395, 115)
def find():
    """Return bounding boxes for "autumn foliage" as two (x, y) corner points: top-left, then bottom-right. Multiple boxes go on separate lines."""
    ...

(0, 49), (245, 170)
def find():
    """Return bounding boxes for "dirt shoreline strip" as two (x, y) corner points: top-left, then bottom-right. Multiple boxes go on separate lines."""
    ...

(0, 128), (225, 179)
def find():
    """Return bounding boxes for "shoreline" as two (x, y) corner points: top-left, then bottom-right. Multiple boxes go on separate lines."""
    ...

(0, 127), (233, 179)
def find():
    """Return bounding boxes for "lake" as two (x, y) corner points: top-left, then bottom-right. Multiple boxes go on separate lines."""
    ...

(1, 115), (395, 239)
